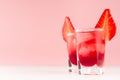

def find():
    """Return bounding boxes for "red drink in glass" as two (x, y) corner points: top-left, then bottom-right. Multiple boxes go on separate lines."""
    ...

(66, 33), (77, 72)
(76, 28), (105, 74)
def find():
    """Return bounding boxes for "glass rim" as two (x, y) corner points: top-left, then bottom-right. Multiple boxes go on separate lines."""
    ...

(66, 28), (103, 37)
(66, 32), (75, 37)
(75, 28), (103, 33)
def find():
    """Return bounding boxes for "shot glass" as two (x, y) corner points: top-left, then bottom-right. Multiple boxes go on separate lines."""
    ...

(76, 28), (105, 75)
(66, 33), (78, 73)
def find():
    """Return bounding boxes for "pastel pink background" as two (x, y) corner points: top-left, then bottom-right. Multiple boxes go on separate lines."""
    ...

(0, 0), (119, 66)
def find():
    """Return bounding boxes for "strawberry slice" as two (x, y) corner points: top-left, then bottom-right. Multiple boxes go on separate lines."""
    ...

(95, 9), (116, 40)
(62, 16), (75, 42)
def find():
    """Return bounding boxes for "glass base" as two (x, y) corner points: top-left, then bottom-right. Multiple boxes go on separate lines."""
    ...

(80, 65), (104, 75)
(68, 59), (78, 73)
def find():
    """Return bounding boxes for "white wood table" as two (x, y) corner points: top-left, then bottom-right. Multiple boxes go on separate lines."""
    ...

(0, 66), (120, 80)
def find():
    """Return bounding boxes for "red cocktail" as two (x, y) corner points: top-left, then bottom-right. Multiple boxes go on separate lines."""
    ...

(76, 28), (105, 74)
(62, 9), (116, 74)
(66, 33), (77, 72)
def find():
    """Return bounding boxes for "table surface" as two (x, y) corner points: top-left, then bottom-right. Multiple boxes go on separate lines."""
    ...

(0, 66), (120, 80)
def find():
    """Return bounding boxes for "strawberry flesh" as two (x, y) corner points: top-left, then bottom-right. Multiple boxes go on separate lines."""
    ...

(62, 16), (75, 42)
(95, 9), (116, 40)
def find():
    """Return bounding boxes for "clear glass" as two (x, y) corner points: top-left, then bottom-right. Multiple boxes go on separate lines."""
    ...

(76, 28), (105, 75)
(66, 33), (78, 73)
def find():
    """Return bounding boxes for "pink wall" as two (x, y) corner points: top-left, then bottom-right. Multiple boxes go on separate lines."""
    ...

(0, 0), (119, 66)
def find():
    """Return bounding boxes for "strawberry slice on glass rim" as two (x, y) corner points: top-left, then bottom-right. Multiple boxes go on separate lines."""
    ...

(62, 16), (75, 42)
(62, 16), (77, 65)
(95, 9), (116, 41)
